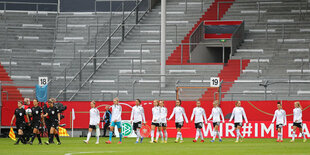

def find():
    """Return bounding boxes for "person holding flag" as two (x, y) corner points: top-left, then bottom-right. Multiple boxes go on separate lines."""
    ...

(10, 101), (30, 145)
(84, 101), (101, 144)
(9, 127), (16, 141)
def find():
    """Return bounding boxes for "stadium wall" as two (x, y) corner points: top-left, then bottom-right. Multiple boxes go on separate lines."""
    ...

(2, 100), (310, 138)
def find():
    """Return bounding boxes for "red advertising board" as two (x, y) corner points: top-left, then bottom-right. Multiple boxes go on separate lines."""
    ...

(2, 100), (310, 138)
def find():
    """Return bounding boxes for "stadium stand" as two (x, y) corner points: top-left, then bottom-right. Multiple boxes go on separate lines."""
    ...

(222, 0), (310, 101)
(1, 0), (310, 102)
(0, 10), (57, 100)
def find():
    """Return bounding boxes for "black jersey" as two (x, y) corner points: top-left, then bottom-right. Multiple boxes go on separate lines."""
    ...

(14, 108), (26, 123)
(47, 106), (60, 122)
(31, 106), (43, 121)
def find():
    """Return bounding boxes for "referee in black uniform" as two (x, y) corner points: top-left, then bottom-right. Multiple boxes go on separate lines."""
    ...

(10, 101), (30, 145)
(43, 99), (53, 143)
(43, 100), (61, 145)
(29, 99), (43, 145)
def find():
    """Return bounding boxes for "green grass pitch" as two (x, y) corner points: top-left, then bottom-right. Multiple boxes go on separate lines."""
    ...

(0, 137), (309, 155)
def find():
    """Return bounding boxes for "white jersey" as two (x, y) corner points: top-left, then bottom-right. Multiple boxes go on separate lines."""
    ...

(130, 105), (146, 123)
(229, 107), (248, 123)
(89, 108), (100, 125)
(159, 107), (168, 123)
(271, 109), (286, 125)
(293, 108), (302, 123)
(152, 106), (160, 123)
(190, 107), (207, 123)
(168, 106), (188, 123)
(208, 107), (225, 123)
(111, 104), (122, 122)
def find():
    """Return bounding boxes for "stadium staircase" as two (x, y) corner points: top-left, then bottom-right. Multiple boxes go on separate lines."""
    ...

(61, 0), (228, 101)
(2, 0), (309, 102)
(166, 0), (235, 65)
(221, 0), (310, 101)
(200, 59), (250, 101)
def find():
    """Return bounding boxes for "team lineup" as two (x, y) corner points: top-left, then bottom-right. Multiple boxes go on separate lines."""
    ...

(10, 97), (307, 145)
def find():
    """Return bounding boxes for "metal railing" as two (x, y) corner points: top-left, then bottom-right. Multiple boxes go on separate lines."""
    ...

(214, 91), (279, 101)
(216, 75), (310, 100)
(187, 20), (244, 63)
(189, 21), (204, 53)
(0, 81), (36, 101)
(54, 0), (150, 101)
(89, 74), (205, 101)
(184, 0), (208, 14)
(224, 0), (309, 22)
(231, 21), (244, 58)
(0, 1), (58, 23)
(4, 26), (56, 49)
(217, 0), (234, 20)
(239, 56), (310, 77)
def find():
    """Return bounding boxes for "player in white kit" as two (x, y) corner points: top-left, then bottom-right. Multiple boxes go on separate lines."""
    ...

(158, 100), (168, 143)
(106, 97), (123, 144)
(291, 101), (307, 143)
(83, 101), (100, 144)
(150, 100), (160, 143)
(168, 99), (188, 143)
(271, 101), (286, 142)
(208, 100), (225, 142)
(229, 101), (248, 143)
(190, 100), (207, 143)
(130, 99), (146, 143)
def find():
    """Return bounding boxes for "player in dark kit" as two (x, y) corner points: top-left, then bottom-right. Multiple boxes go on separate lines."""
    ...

(43, 100), (52, 143)
(43, 100), (61, 145)
(29, 99), (44, 145)
(23, 98), (32, 143)
(10, 101), (30, 145)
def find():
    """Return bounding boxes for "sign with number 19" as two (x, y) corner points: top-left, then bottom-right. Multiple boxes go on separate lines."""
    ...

(210, 77), (220, 87)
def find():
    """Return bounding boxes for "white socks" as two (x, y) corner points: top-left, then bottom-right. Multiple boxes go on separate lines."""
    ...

(278, 133), (282, 140)
(217, 131), (221, 140)
(176, 132), (183, 141)
(292, 132), (296, 141)
(302, 133), (306, 139)
(199, 129), (204, 140)
(213, 131), (217, 140)
(195, 129), (199, 140)
(160, 131), (164, 141)
(156, 129), (160, 141)
(177, 132), (183, 141)
(236, 129), (242, 141)
(164, 130), (168, 141)
(96, 135), (99, 143)
(151, 130), (154, 142)
(86, 132), (91, 142)
(136, 129), (141, 142)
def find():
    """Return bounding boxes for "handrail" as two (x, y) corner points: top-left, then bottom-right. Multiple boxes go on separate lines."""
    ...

(189, 21), (203, 56)
(231, 21), (245, 59)
(0, 1), (57, 5)
(214, 92), (279, 101)
(0, 1), (58, 21)
(217, 0), (235, 20)
(55, 0), (150, 101)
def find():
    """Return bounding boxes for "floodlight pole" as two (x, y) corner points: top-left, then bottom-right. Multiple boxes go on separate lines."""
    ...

(160, 0), (166, 87)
